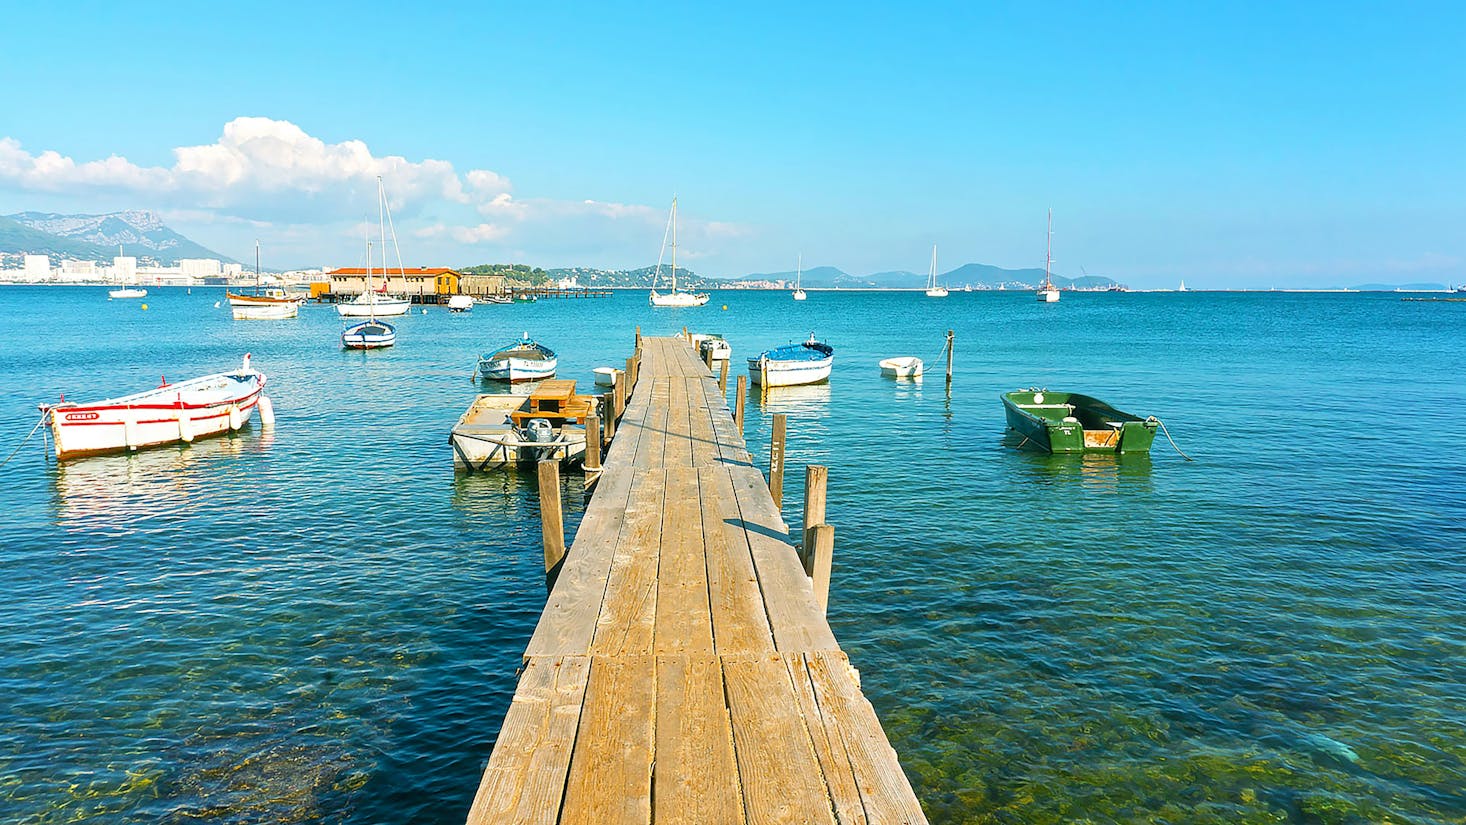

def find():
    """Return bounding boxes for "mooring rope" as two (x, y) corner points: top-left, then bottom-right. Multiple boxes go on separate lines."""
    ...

(0, 412), (48, 469)
(1151, 416), (1194, 461)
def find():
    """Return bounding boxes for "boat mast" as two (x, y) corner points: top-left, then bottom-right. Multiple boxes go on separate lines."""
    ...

(670, 197), (678, 293)
(255, 240), (261, 294)
(797, 253), (802, 289)
(930, 244), (937, 289)
(1044, 208), (1053, 290)
(377, 176), (388, 299)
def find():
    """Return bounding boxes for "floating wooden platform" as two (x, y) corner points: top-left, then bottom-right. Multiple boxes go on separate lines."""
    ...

(467, 336), (926, 824)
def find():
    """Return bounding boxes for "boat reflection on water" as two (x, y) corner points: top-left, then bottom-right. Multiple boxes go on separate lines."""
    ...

(448, 463), (588, 530)
(750, 381), (832, 417)
(50, 433), (260, 529)
(1002, 434), (1155, 493)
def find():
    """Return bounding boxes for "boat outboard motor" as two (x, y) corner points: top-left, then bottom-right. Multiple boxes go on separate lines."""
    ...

(526, 418), (555, 443)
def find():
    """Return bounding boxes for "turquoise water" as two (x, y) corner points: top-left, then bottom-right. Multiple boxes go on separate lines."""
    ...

(1, 286), (1462, 823)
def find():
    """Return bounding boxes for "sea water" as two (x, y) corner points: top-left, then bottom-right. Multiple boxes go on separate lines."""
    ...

(0, 286), (1462, 823)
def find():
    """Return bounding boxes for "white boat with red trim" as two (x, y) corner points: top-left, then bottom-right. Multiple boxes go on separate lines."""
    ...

(40, 354), (270, 461)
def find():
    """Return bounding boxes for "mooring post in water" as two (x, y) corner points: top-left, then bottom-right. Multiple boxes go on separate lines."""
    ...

(734, 375), (747, 431)
(602, 392), (616, 439)
(538, 459), (566, 577)
(718, 359), (729, 393)
(809, 523), (835, 615)
(584, 414), (602, 472)
(946, 329), (954, 385)
(802, 464), (827, 568)
(769, 413), (787, 508)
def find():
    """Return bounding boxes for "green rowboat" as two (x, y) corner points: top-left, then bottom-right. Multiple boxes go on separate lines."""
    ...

(1002, 389), (1159, 454)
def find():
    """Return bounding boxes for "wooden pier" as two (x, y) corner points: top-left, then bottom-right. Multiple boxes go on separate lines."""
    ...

(466, 336), (926, 824)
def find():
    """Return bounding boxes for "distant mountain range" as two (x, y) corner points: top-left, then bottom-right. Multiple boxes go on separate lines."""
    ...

(0, 211), (233, 264)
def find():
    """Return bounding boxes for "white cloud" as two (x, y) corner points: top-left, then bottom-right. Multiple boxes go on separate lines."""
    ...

(415, 222), (510, 244)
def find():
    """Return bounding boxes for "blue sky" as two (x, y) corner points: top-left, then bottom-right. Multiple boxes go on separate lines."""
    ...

(1, 2), (1462, 287)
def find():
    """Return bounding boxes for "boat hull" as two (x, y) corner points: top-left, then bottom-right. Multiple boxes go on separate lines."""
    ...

(449, 393), (587, 471)
(749, 338), (834, 387)
(342, 321), (397, 349)
(1037, 288), (1060, 302)
(649, 290), (710, 307)
(228, 294), (302, 319)
(1001, 390), (1157, 453)
(447, 295), (474, 312)
(879, 357), (924, 377)
(108, 288), (147, 299)
(480, 357), (558, 383)
(45, 363), (265, 461)
(337, 295), (412, 317)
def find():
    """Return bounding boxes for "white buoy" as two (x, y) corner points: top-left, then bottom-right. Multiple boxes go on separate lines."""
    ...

(421, 308), (428, 314)
(177, 397), (194, 442)
(257, 395), (275, 427)
(213, 301), (221, 308)
(227, 404), (243, 431)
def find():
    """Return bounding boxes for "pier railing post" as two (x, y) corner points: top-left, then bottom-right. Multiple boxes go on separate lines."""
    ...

(537, 460), (566, 580)
(802, 465), (827, 567)
(584, 414), (602, 472)
(602, 392), (616, 439)
(734, 375), (747, 431)
(946, 329), (954, 385)
(703, 345), (714, 372)
(769, 413), (787, 508)
(718, 359), (729, 393)
(625, 356), (637, 400)
(614, 371), (627, 420)
(809, 524), (835, 615)
(635, 325), (641, 348)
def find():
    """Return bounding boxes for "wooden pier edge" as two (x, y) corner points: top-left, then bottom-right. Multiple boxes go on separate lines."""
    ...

(466, 336), (927, 825)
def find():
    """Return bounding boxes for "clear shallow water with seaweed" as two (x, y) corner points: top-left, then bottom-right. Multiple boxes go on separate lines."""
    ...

(1, 285), (1462, 823)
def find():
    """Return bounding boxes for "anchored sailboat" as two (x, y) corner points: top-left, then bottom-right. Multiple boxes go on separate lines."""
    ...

(793, 254), (807, 300)
(649, 198), (710, 307)
(1037, 210), (1060, 303)
(341, 178), (400, 349)
(925, 245), (949, 297)
(227, 241), (304, 319)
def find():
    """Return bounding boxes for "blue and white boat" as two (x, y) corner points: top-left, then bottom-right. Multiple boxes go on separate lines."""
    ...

(341, 319), (397, 349)
(748, 334), (834, 387)
(478, 334), (557, 383)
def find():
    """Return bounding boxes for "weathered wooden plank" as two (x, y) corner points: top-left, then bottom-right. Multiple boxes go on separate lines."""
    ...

(664, 374), (694, 467)
(560, 655), (656, 825)
(786, 654), (868, 825)
(700, 466), (777, 655)
(806, 652), (928, 823)
(724, 654), (838, 825)
(653, 655), (744, 824)
(687, 377), (720, 469)
(526, 463), (636, 657)
(590, 469), (664, 656)
(633, 378), (669, 468)
(466, 656), (589, 824)
(654, 467), (714, 655)
(724, 464), (840, 652)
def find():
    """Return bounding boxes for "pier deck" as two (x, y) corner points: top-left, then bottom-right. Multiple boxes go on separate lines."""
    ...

(467, 337), (926, 824)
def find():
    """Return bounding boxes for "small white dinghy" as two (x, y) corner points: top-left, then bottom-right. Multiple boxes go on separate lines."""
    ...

(41, 354), (270, 461)
(879, 356), (924, 378)
(593, 366), (621, 387)
(447, 295), (474, 312)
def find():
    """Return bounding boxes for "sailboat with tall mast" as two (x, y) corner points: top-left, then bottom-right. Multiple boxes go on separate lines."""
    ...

(1037, 209), (1060, 303)
(649, 197), (710, 307)
(227, 241), (304, 319)
(925, 244), (949, 297)
(792, 254), (807, 300)
(341, 178), (400, 349)
(337, 177), (412, 318)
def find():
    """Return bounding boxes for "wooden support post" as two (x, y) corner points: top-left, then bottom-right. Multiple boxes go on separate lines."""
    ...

(538, 459), (566, 577)
(584, 414), (602, 471)
(718, 358), (729, 393)
(769, 413), (787, 508)
(809, 524), (835, 615)
(802, 465), (827, 569)
(946, 329), (954, 385)
(625, 356), (637, 400)
(602, 392), (616, 439)
(703, 344), (714, 371)
(734, 374), (747, 431)
(614, 370), (627, 419)
(635, 325), (641, 347)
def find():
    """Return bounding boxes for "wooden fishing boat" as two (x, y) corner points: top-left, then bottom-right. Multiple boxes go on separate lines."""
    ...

(478, 334), (557, 382)
(40, 354), (270, 461)
(228, 242), (305, 319)
(879, 356), (923, 377)
(748, 334), (834, 387)
(1001, 389), (1158, 453)
(449, 379), (595, 471)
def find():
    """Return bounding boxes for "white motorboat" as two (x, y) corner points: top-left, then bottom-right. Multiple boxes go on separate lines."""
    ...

(108, 288), (147, 299)
(648, 198), (710, 307)
(879, 356), (924, 378)
(41, 354), (270, 461)
(228, 242), (305, 319)
(925, 245), (949, 297)
(449, 384), (592, 472)
(1037, 209), (1060, 303)
(748, 334), (834, 387)
(593, 366), (622, 387)
(478, 334), (558, 383)
(447, 295), (475, 312)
